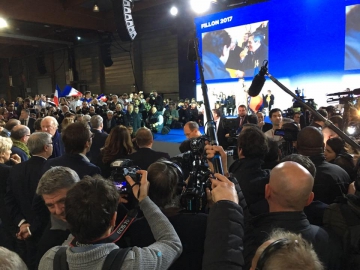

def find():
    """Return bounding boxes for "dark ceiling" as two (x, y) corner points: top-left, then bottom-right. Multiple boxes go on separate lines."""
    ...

(0, 0), (266, 58)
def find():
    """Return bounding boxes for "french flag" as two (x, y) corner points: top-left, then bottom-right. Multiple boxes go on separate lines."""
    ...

(62, 85), (82, 97)
(53, 85), (61, 106)
(97, 93), (108, 102)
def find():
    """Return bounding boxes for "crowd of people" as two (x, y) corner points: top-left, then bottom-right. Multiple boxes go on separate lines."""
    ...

(0, 89), (359, 270)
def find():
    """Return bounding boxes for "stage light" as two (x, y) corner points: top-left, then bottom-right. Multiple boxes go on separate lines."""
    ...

(0, 18), (8, 28)
(77, 36), (81, 40)
(190, 0), (212, 13)
(170, 6), (178, 16)
(93, 2), (100, 12)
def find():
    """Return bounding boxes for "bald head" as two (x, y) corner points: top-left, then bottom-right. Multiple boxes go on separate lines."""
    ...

(4, 119), (20, 131)
(266, 161), (314, 211)
(11, 125), (30, 143)
(297, 126), (324, 156)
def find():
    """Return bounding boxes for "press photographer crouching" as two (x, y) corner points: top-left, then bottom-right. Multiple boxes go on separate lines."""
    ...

(38, 172), (182, 269)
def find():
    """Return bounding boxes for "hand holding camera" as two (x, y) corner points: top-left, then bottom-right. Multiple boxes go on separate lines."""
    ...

(125, 170), (150, 202)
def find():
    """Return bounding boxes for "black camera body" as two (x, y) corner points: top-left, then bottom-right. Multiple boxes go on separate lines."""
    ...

(110, 159), (141, 194)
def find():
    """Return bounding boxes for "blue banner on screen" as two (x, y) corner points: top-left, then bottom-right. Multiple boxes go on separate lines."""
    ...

(193, 0), (360, 110)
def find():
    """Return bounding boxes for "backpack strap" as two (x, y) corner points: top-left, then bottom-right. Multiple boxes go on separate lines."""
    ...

(53, 247), (69, 270)
(102, 247), (131, 270)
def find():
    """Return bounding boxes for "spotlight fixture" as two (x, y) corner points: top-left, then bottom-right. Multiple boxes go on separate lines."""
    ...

(77, 36), (81, 40)
(190, 0), (212, 14)
(93, 2), (100, 12)
(170, 6), (178, 16)
(0, 18), (8, 28)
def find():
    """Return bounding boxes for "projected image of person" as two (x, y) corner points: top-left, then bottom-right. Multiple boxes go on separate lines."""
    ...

(345, 4), (360, 70)
(235, 31), (269, 78)
(202, 30), (232, 80)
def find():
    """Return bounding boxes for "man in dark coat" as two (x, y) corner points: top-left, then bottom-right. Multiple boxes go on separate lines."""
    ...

(212, 108), (228, 150)
(5, 132), (53, 270)
(297, 126), (351, 204)
(229, 126), (270, 210)
(10, 125), (31, 162)
(124, 104), (141, 133)
(19, 109), (36, 133)
(236, 105), (249, 132)
(103, 111), (117, 134)
(202, 173), (244, 270)
(87, 115), (108, 164)
(243, 162), (330, 269)
(42, 122), (100, 179)
(41, 116), (64, 159)
(128, 127), (170, 170)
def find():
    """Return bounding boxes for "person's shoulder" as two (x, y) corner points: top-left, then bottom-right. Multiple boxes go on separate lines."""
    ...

(38, 245), (63, 269)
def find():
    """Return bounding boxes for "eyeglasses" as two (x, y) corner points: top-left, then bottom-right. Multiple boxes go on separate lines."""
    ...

(47, 142), (53, 145)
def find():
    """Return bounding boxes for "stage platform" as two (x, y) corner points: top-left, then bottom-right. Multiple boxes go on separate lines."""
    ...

(152, 115), (271, 158)
(152, 127), (204, 157)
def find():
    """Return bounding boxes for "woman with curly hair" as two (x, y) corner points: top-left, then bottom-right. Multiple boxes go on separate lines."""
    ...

(96, 125), (133, 178)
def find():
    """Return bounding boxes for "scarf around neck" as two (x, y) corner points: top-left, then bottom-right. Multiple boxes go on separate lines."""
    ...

(12, 139), (31, 158)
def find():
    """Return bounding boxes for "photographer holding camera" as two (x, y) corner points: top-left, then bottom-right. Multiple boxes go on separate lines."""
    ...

(121, 160), (206, 270)
(205, 126), (269, 215)
(38, 172), (182, 270)
(146, 106), (164, 134)
(149, 91), (163, 112)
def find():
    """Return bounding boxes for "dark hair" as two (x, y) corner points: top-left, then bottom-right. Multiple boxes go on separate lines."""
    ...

(34, 118), (43, 131)
(147, 161), (179, 208)
(249, 31), (265, 43)
(312, 109), (328, 122)
(269, 108), (282, 118)
(61, 122), (91, 154)
(202, 30), (232, 57)
(326, 137), (345, 156)
(297, 127), (324, 156)
(101, 125), (133, 163)
(212, 108), (222, 118)
(247, 114), (259, 125)
(264, 138), (279, 165)
(330, 115), (344, 131)
(237, 127), (268, 159)
(280, 154), (316, 178)
(65, 175), (118, 243)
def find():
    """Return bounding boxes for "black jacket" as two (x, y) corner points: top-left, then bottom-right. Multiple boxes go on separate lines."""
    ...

(229, 158), (270, 209)
(124, 111), (141, 133)
(87, 129), (108, 164)
(5, 156), (48, 235)
(42, 153), (101, 179)
(244, 211), (329, 269)
(122, 209), (208, 270)
(309, 154), (351, 204)
(202, 201), (245, 270)
(128, 148), (170, 170)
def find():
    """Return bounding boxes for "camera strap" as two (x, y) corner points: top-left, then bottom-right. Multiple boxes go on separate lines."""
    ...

(69, 208), (138, 247)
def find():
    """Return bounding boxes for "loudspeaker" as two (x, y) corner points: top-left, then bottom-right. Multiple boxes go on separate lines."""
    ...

(100, 35), (113, 67)
(112, 0), (137, 41)
(36, 54), (47, 75)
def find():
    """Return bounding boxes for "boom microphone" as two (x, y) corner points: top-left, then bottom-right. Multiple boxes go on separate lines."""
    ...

(248, 60), (268, 97)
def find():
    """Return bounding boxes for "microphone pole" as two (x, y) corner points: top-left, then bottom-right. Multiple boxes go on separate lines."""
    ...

(257, 64), (360, 150)
(191, 38), (224, 175)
